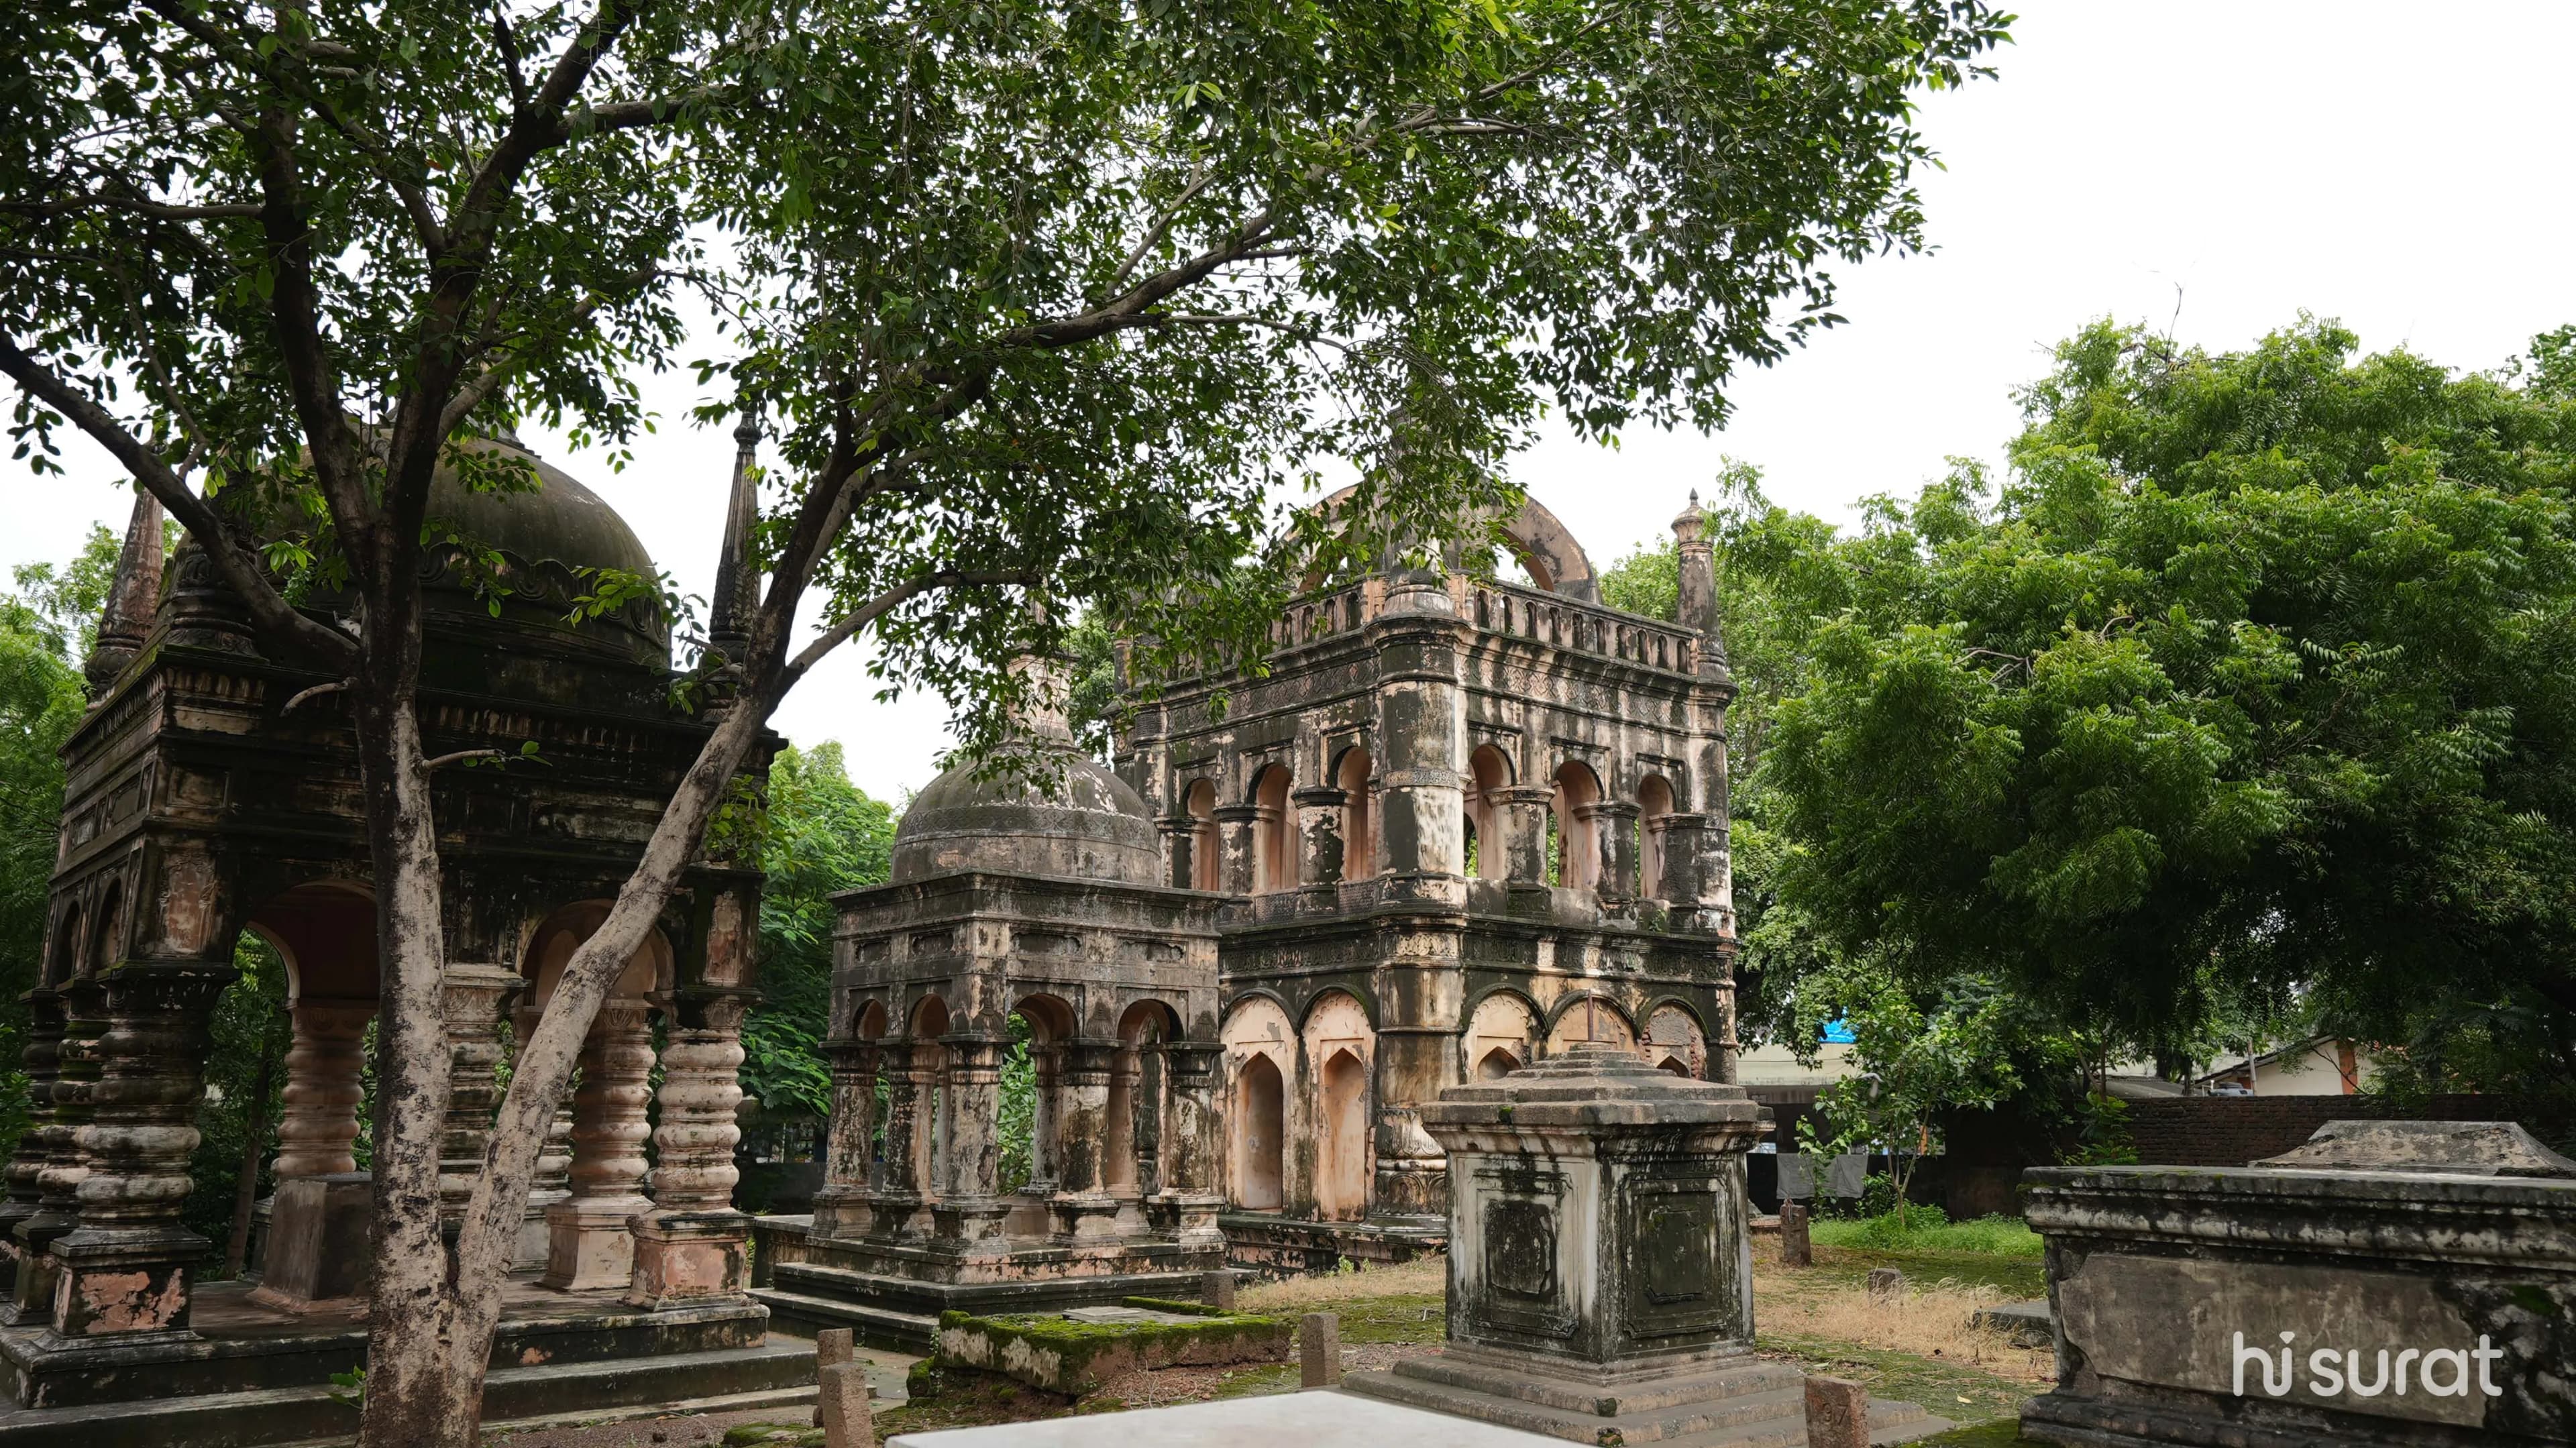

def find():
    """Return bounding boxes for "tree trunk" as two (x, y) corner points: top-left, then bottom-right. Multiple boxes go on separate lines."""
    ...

(356, 685), (777, 1448)
(224, 1029), (281, 1276)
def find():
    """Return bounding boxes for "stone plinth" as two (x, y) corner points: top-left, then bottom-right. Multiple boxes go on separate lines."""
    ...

(1343, 1046), (1949, 1445)
(246, 1173), (372, 1313)
(2021, 1120), (2576, 1448)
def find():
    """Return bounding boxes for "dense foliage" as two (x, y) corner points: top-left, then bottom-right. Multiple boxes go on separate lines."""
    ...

(1602, 318), (2576, 1142)
(742, 742), (896, 1118)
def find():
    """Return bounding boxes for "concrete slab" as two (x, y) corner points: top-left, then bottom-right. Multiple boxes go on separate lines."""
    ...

(1059, 1306), (1201, 1327)
(885, 1389), (1565, 1447)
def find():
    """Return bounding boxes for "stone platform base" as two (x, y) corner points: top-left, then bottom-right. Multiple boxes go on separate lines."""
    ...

(749, 1217), (1226, 1352)
(0, 1270), (801, 1448)
(1218, 1212), (1446, 1280)
(2017, 1390), (2532, 1448)
(0, 1272), (773, 1412)
(1344, 1350), (1949, 1446)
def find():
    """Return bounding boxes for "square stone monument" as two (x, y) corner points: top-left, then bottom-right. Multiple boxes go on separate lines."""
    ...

(2021, 1119), (2576, 1447)
(1342, 1046), (1945, 1444)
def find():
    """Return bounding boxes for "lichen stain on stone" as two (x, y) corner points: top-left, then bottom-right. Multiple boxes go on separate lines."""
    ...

(82, 1268), (182, 1332)
(519, 1345), (551, 1365)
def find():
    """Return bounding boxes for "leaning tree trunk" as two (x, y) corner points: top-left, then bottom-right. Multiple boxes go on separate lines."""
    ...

(354, 685), (780, 1448)
(224, 1030), (281, 1276)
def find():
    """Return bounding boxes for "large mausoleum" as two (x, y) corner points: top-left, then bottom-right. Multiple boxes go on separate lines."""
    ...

(0, 427), (806, 1443)
(758, 492), (1746, 1340)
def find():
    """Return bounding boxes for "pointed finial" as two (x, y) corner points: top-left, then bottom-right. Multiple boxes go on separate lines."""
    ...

(85, 483), (164, 701)
(705, 402), (762, 678)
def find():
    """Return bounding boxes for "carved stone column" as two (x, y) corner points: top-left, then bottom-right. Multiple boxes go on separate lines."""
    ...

(874, 1042), (929, 1233)
(1158, 818), (1197, 891)
(1591, 799), (1641, 905)
(0, 989), (64, 1315)
(932, 1037), (1009, 1249)
(1495, 785), (1555, 887)
(272, 1000), (371, 1180)
(249, 997), (376, 1310)
(50, 961), (235, 1339)
(1292, 785), (1348, 890)
(1213, 803), (1259, 896)
(627, 993), (753, 1308)
(1050, 1040), (1120, 1239)
(1148, 1044), (1226, 1253)
(14, 979), (102, 1323)
(810, 1037), (879, 1239)
(509, 997), (575, 1271)
(438, 964), (524, 1227)
(542, 999), (655, 1290)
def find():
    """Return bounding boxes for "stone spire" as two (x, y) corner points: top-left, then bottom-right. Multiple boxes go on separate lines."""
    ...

(1672, 489), (1728, 680)
(84, 484), (164, 701)
(704, 406), (762, 677)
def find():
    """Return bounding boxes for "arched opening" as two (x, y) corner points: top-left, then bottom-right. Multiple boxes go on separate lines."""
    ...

(1112, 1001), (1177, 1195)
(1643, 1003), (1708, 1081)
(1475, 1048), (1520, 1080)
(1551, 761), (1603, 893)
(1657, 1056), (1691, 1077)
(1183, 779), (1220, 891)
(910, 995), (953, 1197)
(1546, 995), (1637, 1056)
(1464, 990), (1538, 1081)
(45, 903), (80, 990)
(1235, 1054), (1285, 1211)
(1252, 764), (1296, 893)
(1334, 747), (1375, 881)
(1638, 775), (1676, 900)
(1466, 745), (1511, 881)
(1318, 1048), (1368, 1221)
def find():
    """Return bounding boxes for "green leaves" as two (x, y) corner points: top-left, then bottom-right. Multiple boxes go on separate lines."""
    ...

(1737, 317), (2576, 1089)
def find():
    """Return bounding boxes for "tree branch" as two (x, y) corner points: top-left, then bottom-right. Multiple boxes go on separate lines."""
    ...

(782, 569), (1030, 681)
(0, 193), (262, 221)
(420, 748), (507, 771)
(0, 334), (360, 671)
(1105, 160), (1220, 298)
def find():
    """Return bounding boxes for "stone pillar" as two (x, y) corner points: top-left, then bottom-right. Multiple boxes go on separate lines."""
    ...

(1050, 1040), (1120, 1239)
(1159, 818), (1197, 891)
(543, 999), (655, 1289)
(627, 993), (753, 1308)
(877, 1042), (929, 1221)
(50, 961), (236, 1339)
(438, 964), (524, 1227)
(252, 997), (376, 1306)
(1213, 804), (1258, 896)
(1368, 577), (1466, 889)
(810, 1037), (880, 1239)
(1292, 786), (1348, 889)
(15, 979), (102, 1323)
(1591, 800), (1640, 905)
(0, 989), (64, 1314)
(1150, 1044), (1226, 1252)
(1642, 814), (1676, 902)
(932, 1036), (1009, 1248)
(1495, 786), (1554, 886)
(272, 1000), (371, 1180)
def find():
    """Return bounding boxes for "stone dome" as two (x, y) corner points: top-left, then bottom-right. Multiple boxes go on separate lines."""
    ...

(415, 437), (669, 666)
(890, 742), (1162, 886)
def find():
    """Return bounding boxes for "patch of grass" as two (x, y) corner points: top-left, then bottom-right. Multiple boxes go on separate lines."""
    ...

(1762, 1335), (2038, 1427)
(1811, 1210), (2043, 1258)
(1208, 1363), (1298, 1398)
(1800, 1244), (2049, 1300)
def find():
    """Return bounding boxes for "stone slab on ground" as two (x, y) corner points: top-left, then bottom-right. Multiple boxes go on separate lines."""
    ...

(1969, 1300), (2053, 1349)
(883, 1390), (1564, 1447)
(1059, 1307), (1201, 1327)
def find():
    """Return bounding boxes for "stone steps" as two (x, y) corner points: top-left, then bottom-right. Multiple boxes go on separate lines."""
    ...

(0, 1339), (817, 1448)
(750, 1285), (941, 1352)
(1345, 1366), (1809, 1445)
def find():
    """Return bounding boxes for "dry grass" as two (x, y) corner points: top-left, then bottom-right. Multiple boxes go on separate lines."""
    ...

(1751, 1236), (2053, 1384)
(1237, 1256), (1445, 1311)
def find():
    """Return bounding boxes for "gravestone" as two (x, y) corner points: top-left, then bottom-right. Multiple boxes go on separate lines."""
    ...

(2021, 1119), (2576, 1447)
(1779, 1199), (1813, 1268)
(1340, 1047), (1947, 1445)
(1301, 1312), (1342, 1388)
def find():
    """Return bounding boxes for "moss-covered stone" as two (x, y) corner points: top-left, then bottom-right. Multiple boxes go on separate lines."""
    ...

(932, 1307), (1293, 1395)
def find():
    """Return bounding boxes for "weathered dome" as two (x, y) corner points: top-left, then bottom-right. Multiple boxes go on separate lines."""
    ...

(415, 437), (669, 666)
(890, 742), (1161, 885)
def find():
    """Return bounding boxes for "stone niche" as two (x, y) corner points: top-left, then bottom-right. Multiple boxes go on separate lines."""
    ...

(1343, 1046), (1946, 1444)
(2021, 1120), (2576, 1448)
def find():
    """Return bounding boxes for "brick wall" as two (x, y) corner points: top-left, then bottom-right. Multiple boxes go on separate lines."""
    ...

(2122, 1093), (2522, 1167)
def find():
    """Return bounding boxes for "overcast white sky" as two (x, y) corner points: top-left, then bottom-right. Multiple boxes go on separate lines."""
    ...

(14, 2), (2576, 803)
